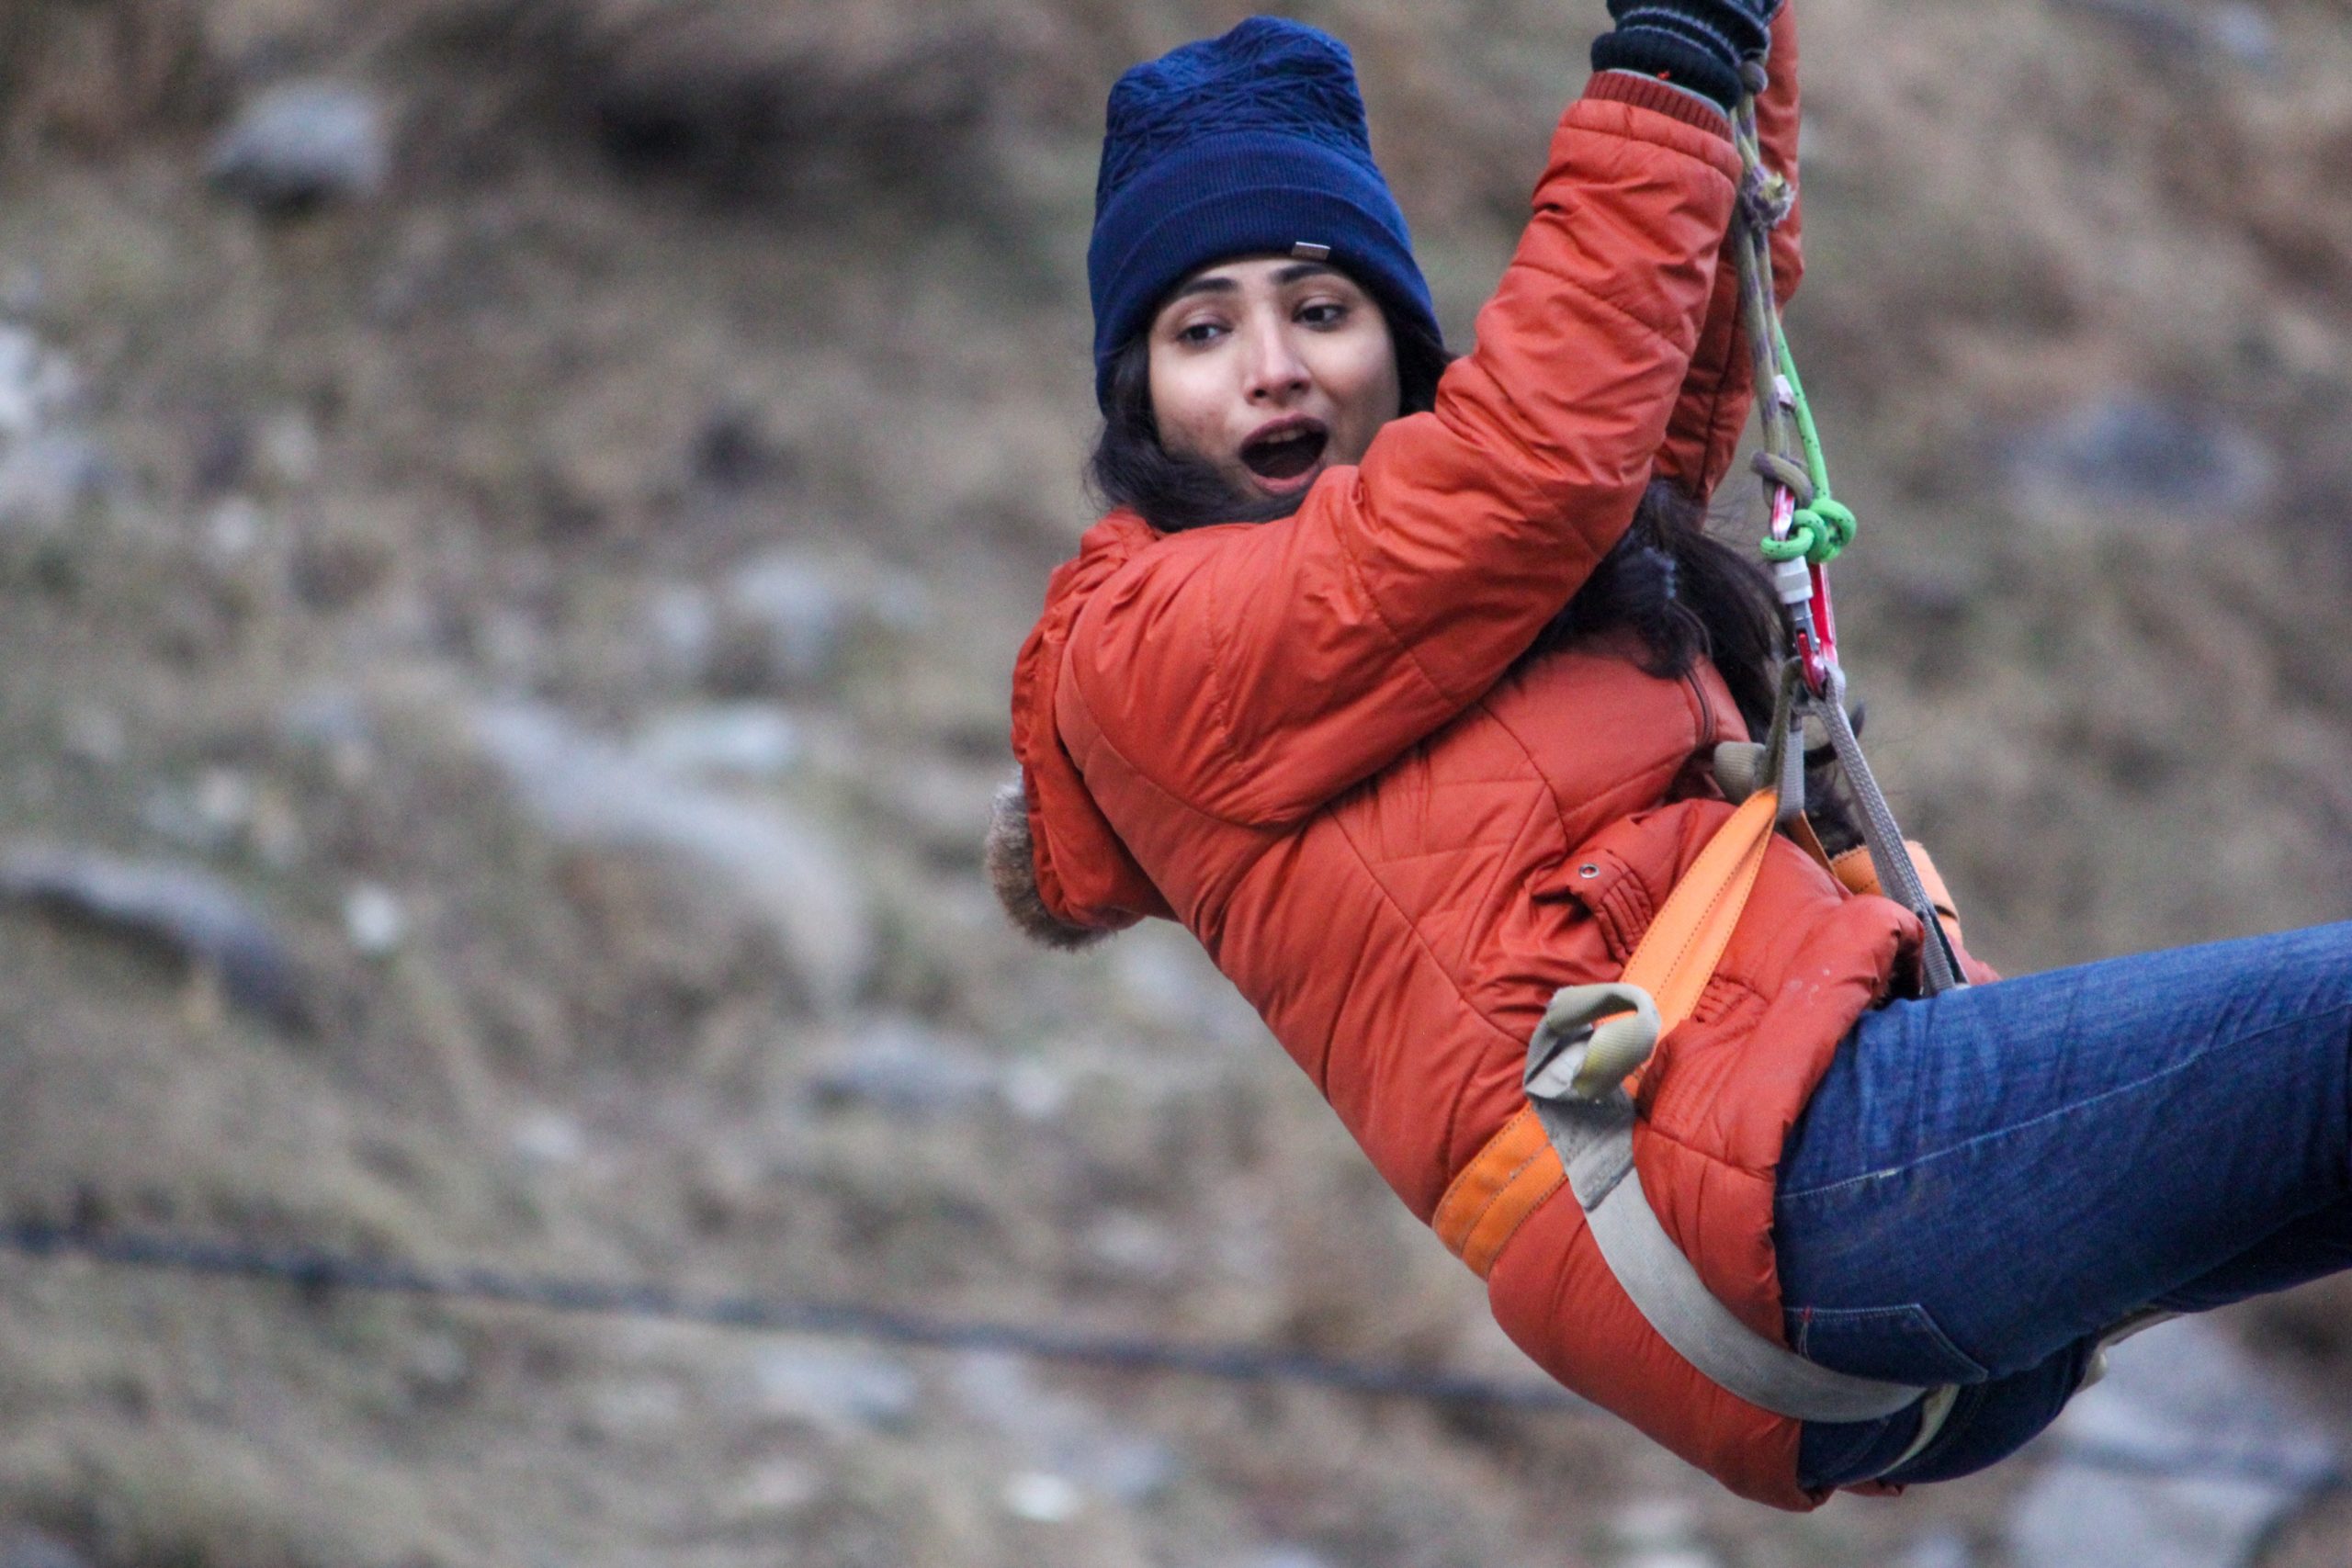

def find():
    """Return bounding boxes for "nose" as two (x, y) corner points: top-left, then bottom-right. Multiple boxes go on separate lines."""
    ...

(1240, 316), (1310, 404)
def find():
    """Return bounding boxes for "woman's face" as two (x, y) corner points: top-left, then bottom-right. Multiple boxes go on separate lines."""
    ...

(1145, 256), (1401, 504)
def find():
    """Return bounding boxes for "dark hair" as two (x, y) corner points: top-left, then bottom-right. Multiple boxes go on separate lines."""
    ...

(1085, 308), (1844, 828)
(1526, 479), (1784, 739)
(1527, 483), (1862, 844)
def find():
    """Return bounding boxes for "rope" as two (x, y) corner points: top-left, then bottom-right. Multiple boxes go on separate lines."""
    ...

(0, 1218), (1588, 1412)
(1729, 60), (1963, 996)
(1730, 74), (1854, 571)
(0, 1216), (2342, 1499)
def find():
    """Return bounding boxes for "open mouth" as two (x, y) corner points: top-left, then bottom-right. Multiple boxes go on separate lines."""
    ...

(1239, 421), (1329, 483)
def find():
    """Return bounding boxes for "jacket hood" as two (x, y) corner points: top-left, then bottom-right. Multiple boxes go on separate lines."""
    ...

(991, 513), (1172, 945)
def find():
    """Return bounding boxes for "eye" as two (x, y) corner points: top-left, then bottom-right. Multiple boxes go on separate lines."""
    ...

(1177, 320), (1227, 346)
(1297, 299), (1351, 328)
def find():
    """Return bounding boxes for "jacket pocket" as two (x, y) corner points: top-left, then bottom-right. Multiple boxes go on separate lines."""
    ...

(1785, 1302), (1989, 1386)
(1556, 844), (1654, 963)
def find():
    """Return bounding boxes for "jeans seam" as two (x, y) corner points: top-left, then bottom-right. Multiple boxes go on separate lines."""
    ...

(1787, 1303), (1990, 1383)
(1780, 1003), (2352, 1202)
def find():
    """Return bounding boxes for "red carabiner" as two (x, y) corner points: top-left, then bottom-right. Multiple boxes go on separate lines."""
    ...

(1804, 560), (1838, 692)
(1770, 487), (1837, 694)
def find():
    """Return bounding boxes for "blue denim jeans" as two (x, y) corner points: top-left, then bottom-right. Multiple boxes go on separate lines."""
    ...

(1773, 923), (2352, 1490)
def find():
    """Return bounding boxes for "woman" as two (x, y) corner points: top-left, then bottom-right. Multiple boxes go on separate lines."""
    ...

(991, 0), (2352, 1508)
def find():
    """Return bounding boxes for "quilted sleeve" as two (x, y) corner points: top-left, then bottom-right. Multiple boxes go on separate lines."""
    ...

(1654, 0), (1803, 500)
(1067, 76), (1743, 828)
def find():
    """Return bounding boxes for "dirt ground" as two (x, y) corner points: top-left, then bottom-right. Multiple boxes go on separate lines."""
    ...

(0, 0), (2345, 1564)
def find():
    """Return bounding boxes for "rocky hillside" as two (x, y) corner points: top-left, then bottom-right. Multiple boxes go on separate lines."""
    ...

(0, 0), (2344, 1565)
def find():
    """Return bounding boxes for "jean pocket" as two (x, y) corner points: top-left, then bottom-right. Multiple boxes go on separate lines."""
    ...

(1787, 1302), (1989, 1386)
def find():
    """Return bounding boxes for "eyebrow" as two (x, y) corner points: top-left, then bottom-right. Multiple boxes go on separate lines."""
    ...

(1164, 261), (1344, 304)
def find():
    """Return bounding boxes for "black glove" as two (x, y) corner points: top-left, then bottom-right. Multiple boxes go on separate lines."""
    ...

(1591, 0), (1778, 113)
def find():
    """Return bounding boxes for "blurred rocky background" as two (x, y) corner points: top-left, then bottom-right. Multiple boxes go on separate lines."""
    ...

(0, 0), (2344, 1563)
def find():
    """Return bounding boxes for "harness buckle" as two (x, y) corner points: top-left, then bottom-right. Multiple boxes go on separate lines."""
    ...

(1524, 983), (1660, 1102)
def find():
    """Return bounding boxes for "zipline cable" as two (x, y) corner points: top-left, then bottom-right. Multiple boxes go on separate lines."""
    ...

(0, 1216), (2343, 1502)
(0, 1218), (1589, 1411)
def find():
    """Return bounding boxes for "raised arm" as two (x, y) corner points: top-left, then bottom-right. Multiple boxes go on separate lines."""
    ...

(1655, 0), (1802, 499)
(1063, 78), (1743, 828)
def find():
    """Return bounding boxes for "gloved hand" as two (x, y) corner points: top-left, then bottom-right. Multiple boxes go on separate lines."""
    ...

(1591, 0), (1779, 113)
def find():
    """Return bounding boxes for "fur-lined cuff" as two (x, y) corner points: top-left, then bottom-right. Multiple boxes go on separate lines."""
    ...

(986, 770), (1111, 951)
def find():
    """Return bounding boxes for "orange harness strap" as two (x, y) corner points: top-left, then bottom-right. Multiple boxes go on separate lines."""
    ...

(1432, 789), (1783, 1277)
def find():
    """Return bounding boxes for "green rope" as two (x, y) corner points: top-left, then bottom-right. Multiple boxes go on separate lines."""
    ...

(1736, 89), (1856, 570)
(1756, 314), (1854, 566)
(1771, 315), (1828, 499)
(1758, 496), (1856, 567)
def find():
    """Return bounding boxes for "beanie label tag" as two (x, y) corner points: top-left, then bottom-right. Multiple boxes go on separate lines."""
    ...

(1290, 242), (1332, 261)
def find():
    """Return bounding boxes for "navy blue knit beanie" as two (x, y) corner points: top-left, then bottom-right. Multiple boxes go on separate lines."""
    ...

(1088, 17), (1442, 412)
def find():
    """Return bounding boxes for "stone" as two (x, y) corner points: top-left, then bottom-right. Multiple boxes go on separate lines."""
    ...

(343, 882), (408, 956)
(140, 768), (256, 854)
(999, 1060), (1072, 1122)
(0, 431), (111, 533)
(1081, 1210), (1181, 1284)
(723, 555), (851, 688)
(469, 701), (872, 1010)
(254, 406), (322, 488)
(279, 687), (376, 785)
(204, 498), (269, 564)
(806, 1014), (999, 1115)
(0, 844), (308, 1031)
(1000, 1471), (1083, 1524)
(730, 1457), (824, 1518)
(0, 323), (78, 439)
(511, 1109), (586, 1168)
(1607, 1498), (1723, 1568)
(2007, 394), (2275, 520)
(633, 704), (803, 781)
(950, 1351), (1181, 1505)
(1078, 1433), (1180, 1506)
(209, 82), (390, 212)
(641, 582), (718, 684)
(2206, 3), (2278, 68)
(752, 1345), (920, 1432)
(0, 321), (105, 535)
(1898, 1530), (1976, 1568)
(719, 549), (926, 691)
(403, 1331), (472, 1400)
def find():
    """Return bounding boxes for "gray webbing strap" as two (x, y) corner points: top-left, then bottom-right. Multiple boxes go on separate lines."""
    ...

(1813, 668), (1966, 997)
(1511, 660), (1963, 1438)
(1524, 991), (1937, 1427)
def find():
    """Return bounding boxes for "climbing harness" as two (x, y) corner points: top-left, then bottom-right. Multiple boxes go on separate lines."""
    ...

(1435, 669), (1946, 1430)
(1435, 56), (1975, 1462)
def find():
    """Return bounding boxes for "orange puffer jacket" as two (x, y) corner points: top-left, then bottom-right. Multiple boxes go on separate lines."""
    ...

(1006, 13), (1973, 1510)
